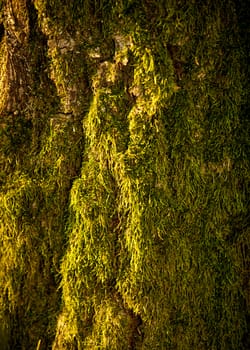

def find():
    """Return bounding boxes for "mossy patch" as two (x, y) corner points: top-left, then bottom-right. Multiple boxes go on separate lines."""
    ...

(0, 1), (249, 349)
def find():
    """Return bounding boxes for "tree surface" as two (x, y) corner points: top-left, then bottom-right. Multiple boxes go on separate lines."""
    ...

(0, 1), (249, 349)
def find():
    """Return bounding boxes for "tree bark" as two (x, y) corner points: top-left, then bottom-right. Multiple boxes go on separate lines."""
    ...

(0, 1), (249, 349)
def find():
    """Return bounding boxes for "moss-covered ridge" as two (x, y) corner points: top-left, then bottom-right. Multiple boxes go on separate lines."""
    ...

(55, 1), (249, 349)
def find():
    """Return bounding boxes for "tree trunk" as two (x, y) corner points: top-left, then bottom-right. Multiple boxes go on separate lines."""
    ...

(0, 1), (249, 349)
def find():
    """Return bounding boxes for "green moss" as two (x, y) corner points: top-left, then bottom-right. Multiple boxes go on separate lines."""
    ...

(0, 0), (249, 349)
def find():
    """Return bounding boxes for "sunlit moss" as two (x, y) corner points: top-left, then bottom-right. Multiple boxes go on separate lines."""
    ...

(0, 0), (249, 349)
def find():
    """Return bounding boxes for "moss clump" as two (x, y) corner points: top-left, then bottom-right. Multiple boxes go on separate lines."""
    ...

(55, 1), (249, 349)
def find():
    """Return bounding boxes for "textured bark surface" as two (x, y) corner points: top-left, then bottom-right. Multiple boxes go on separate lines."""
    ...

(0, 1), (249, 349)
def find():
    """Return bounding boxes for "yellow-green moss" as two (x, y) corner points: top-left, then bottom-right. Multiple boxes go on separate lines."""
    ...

(0, 1), (249, 349)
